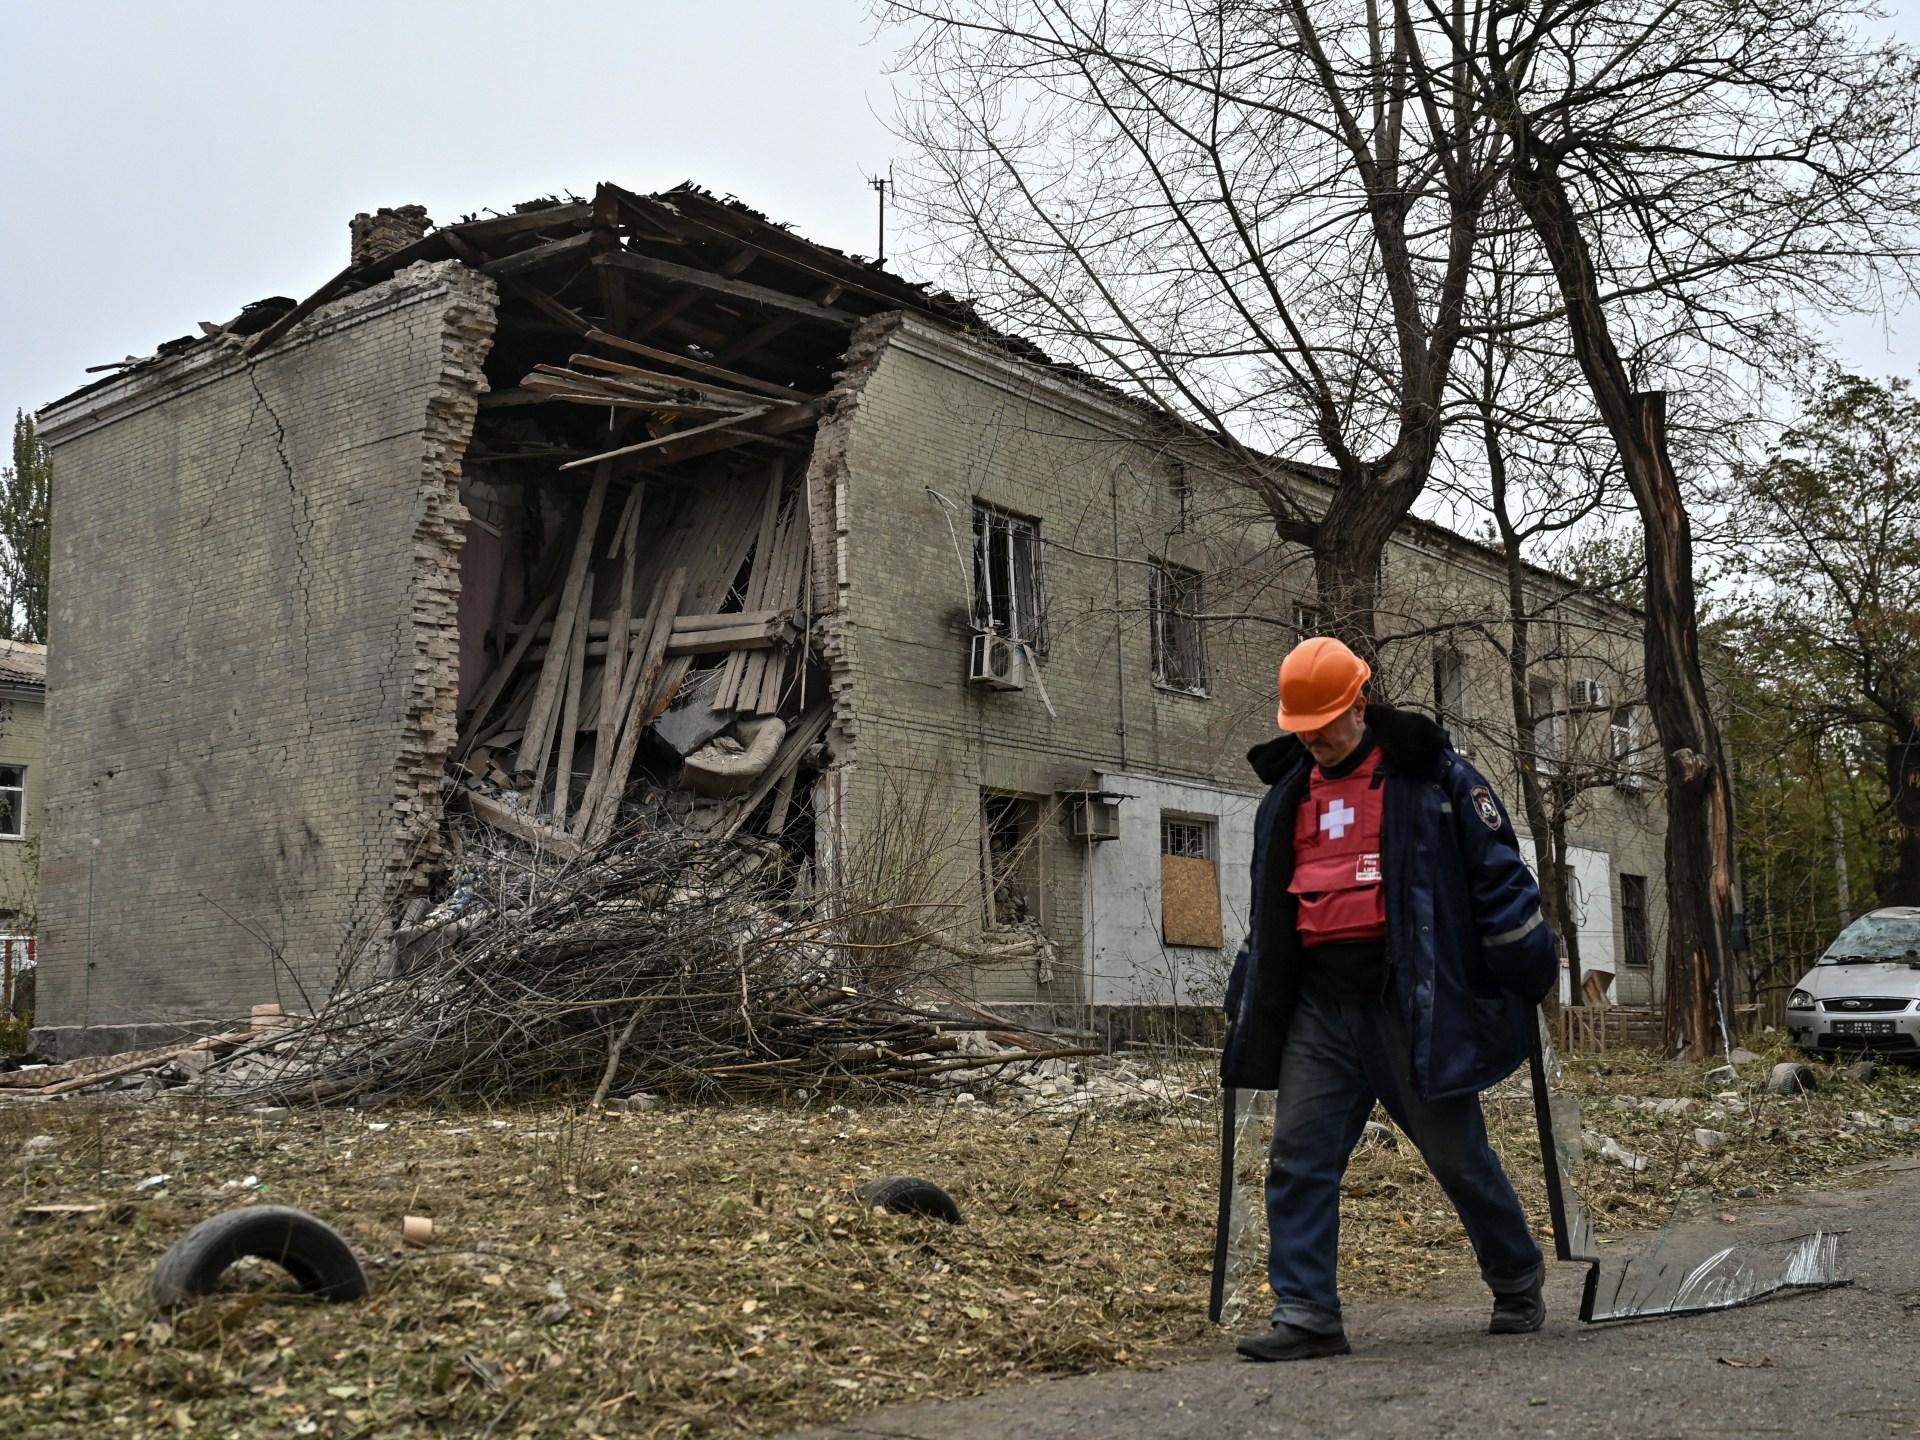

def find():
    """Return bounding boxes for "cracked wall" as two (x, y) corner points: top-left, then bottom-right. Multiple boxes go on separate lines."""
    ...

(33, 261), (496, 1041)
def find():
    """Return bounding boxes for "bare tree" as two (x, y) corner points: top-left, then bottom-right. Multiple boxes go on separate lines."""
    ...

(1420, 0), (1920, 1057)
(880, 0), (1514, 660)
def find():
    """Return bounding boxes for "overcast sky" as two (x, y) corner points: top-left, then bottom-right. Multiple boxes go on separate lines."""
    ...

(2, 1), (1914, 425)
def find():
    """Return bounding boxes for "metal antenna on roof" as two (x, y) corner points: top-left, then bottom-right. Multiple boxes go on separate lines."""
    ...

(870, 169), (892, 263)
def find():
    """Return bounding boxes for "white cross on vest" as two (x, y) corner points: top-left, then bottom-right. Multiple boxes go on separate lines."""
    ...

(1320, 798), (1355, 840)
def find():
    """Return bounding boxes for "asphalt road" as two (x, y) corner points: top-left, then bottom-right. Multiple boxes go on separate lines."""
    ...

(783, 1158), (1920, 1440)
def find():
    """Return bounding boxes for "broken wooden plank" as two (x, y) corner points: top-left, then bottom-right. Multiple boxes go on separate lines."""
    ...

(720, 705), (831, 842)
(566, 352), (779, 409)
(466, 790), (581, 860)
(559, 407), (771, 471)
(480, 231), (599, 279)
(460, 588), (559, 748)
(244, 263), (356, 353)
(593, 251), (860, 323)
(522, 462), (612, 793)
(443, 231), (595, 335)
(580, 567), (688, 844)
(583, 328), (812, 403)
(551, 572), (593, 828)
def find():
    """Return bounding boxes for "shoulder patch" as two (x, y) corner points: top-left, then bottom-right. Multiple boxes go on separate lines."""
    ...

(1470, 786), (1502, 831)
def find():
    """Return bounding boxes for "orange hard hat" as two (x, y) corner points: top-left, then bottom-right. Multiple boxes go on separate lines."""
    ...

(1277, 636), (1371, 731)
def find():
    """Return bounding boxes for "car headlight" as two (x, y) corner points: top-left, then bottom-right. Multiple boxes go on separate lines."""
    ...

(1788, 989), (1816, 1011)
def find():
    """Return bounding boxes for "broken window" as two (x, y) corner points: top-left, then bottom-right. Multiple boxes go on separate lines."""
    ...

(1168, 462), (1193, 532)
(1293, 605), (1322, 644)
(982, 792), (1041, 927)
(1160, 814), (1224, 948)
(972, 505), (1045, 646)
(1610, 703), (1642, 769)
(1150, 562), (1208, 695)
(1528, 677), (1559, 775)
(1433, 646), (1470, 751)
(1621, 874), (1651, 968)
(0, 767), (23, 840)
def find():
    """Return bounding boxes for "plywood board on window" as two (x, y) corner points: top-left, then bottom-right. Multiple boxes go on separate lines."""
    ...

(1161, 854), (1224, 949)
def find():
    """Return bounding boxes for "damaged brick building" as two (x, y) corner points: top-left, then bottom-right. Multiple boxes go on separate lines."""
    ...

(31, 183), (1668, 1055)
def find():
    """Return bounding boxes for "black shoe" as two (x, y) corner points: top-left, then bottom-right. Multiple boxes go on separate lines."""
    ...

(1235, 1322), (1352, 1362)
(1488, 1271), (1546, 1334)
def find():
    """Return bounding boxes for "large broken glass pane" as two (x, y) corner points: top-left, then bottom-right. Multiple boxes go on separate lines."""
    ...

(1532, 1011), (1848, 1323)
(1209, 1087), (1275, 1325)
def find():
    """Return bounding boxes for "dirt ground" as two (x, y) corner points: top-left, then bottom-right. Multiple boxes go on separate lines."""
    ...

(3, 1038), (1917, 1440)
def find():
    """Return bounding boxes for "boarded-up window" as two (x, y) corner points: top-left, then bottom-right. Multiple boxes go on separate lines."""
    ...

(1160, 815), (1223, 948)
(983, 792), (1041, 927)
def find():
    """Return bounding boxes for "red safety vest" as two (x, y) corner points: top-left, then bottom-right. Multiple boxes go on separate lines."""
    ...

(1290, 747), (1388, 944)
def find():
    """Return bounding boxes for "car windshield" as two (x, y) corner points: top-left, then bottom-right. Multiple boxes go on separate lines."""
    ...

(1818, 912), (1920, 964)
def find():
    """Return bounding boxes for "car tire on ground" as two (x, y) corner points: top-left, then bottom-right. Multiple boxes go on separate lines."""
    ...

(855, 1175), (964, 1224)
(152, 1205), (370, 1306)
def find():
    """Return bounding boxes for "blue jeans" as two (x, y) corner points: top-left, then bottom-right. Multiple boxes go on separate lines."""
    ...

(1265, 988), (1543, 1333)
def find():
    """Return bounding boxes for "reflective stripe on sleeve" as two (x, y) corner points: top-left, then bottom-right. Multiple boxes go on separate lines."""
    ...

(1483, 910), (1546, 948)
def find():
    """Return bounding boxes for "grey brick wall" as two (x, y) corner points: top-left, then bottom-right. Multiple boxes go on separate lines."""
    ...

(32, 262), (496, 1035)
(829, 316), (1671, 1008)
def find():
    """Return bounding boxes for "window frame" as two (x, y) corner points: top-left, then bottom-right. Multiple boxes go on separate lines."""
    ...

(1433, 645), (1471, 753)
(1149, 561), (1209, 696)
(971, 504), (1046, 650)
(0, 765), (24, 841)
(1528, 677), (1559, 775)
(1159, 811), (1224, 949)
(980, 790), (1044, 930)
(1621, 873), (1652, 969)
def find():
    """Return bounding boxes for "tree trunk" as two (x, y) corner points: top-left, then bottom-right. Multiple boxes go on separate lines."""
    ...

(1497, 529), (1574, 1001)
(1881, 728), (1920, 907)
(1506, 144), (1738, 1060)
(1310, 454), (1429, 677)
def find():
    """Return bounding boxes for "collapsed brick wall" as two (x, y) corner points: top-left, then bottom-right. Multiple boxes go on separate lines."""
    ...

(804, 311), (903, 773)
(33, 261), (496, 1041)
(391, 273), (495, 898)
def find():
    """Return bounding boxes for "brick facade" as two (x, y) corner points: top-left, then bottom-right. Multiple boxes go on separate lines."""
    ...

(829, 316), (1668, 1010)
(33, 262), (495, 1043)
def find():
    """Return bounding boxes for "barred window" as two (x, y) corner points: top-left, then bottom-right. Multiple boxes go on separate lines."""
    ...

(1621, 874), (1651, 969)
(1150, 563), (1207, 695)
(1161, 816), (1213, 859)
(972, 505), (1045, 646)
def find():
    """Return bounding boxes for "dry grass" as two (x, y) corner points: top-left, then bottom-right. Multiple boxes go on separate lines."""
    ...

(3, 1037), (1919, 1440)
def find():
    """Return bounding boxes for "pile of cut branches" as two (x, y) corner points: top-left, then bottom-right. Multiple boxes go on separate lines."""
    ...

(210, 824), (1083, 1107)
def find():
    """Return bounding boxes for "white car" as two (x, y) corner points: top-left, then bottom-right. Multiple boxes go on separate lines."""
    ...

(1785, 907), (1920, 1060)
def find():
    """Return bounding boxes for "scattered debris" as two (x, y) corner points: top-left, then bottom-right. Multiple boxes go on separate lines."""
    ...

(403, 1215), (434, 1248)
(1693, 1128), (1729, 1152)
(202, 826), (1093, 1106)
(856, 1175), (964, 1225)
(151, 1205), (370, 1307)
(1768, 1062), (1818, 1096)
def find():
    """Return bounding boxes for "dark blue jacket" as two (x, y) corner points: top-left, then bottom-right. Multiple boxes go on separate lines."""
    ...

(1221, 703), (1557, 1101)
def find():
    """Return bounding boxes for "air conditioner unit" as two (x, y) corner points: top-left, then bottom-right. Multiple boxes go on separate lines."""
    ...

(1068, 794), (1122, 842)
(968, 631), (1027, 690)
(1616, 769), (1652, 793)
(1572, 679), (1608, 708)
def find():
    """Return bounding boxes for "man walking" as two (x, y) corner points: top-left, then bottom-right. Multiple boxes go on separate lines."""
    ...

(1222, 636), (1558, 1362)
